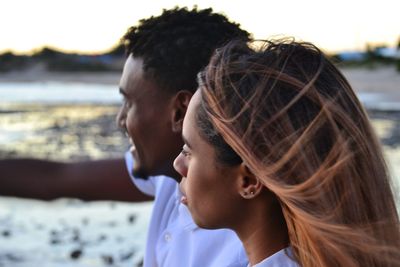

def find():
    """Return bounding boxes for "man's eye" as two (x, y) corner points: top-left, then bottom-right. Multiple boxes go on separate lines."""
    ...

(123, 98), (131, 107)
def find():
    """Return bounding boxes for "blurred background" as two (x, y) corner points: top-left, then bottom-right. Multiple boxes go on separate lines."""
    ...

(0, 0), (399, 266)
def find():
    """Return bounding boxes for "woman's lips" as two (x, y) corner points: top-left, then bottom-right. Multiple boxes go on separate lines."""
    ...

(180, 195), (188, 205)
(179, 180), (188, 205)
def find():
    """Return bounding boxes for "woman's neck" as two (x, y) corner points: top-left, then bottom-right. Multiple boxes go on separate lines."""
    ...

(234, 201), (288, 266)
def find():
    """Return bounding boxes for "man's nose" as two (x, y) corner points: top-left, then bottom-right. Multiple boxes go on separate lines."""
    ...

(116, 107), (126, 129)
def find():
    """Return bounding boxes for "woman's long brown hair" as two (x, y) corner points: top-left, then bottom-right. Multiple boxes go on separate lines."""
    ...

(197, 39), (400, 266)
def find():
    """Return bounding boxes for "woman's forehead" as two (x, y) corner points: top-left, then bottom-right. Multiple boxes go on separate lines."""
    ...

(182, 91), (202, 141)
(186, 91), (202, 119)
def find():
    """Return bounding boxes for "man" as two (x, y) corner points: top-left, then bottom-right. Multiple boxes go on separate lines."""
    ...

(0, 7), (251, 266)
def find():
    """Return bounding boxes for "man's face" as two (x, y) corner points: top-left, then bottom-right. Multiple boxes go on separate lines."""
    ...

(117, 55), (182, 179)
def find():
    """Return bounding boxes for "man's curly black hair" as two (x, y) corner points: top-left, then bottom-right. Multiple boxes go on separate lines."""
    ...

(122, 7), (251, 94)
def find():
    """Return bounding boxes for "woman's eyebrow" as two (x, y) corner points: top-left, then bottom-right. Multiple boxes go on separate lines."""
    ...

(182, 134), (192, 149)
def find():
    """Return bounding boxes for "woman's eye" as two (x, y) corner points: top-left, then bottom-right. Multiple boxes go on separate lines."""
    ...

(181, 147), (190, 157)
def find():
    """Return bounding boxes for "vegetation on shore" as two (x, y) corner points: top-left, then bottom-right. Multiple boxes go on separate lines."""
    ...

(332, 44), (400, 71)
(1, 41), (399, 73)
(0, 45), (125, 73)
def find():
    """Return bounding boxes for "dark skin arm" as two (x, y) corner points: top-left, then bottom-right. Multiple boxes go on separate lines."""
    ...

(0, 158), (153, 202)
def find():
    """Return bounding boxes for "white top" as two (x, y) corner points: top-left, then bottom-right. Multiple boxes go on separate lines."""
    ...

(125, 152), (248, 267)
(248, 248), (299, 267)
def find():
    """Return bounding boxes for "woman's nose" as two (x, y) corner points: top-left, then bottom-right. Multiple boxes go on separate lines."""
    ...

(173, 153), (186, 177)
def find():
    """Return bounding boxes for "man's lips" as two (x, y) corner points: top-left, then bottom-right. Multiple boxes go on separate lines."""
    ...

(125, 133), (141, 171)
(129, 145), (136, 155)
(128, 137), (139, 161)
(128, 136), (134, 146)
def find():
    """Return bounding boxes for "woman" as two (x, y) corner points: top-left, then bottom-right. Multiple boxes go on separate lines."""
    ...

(173, 39), (400, 267)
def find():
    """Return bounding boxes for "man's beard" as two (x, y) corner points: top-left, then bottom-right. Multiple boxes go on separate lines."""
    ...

(132, 167), (150, 180)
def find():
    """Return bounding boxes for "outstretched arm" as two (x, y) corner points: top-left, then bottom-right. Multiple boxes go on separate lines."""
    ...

(0, 158), (153, 202)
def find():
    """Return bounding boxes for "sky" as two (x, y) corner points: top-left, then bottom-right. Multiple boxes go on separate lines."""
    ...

(1, 0), (399, 55)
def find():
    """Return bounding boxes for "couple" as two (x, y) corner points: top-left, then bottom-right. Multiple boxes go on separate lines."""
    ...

(2, 7), (400, 267)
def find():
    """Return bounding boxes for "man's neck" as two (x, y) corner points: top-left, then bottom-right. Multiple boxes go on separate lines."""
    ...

(155, 167), (182, 182)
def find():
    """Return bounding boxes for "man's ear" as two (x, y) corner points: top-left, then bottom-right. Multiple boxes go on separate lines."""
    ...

(171, 90), (193, 132)
(237, 164), (264, 199)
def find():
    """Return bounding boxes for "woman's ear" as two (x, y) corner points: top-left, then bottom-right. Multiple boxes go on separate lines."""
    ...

(171, 90), (193, 132)
(237, 164), (264, 199)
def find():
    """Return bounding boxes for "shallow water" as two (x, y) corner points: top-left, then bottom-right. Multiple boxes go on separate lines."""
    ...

(0, 82), (120, 104)
(0, 104), (128, 161)
(1, 81), (400, 109)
